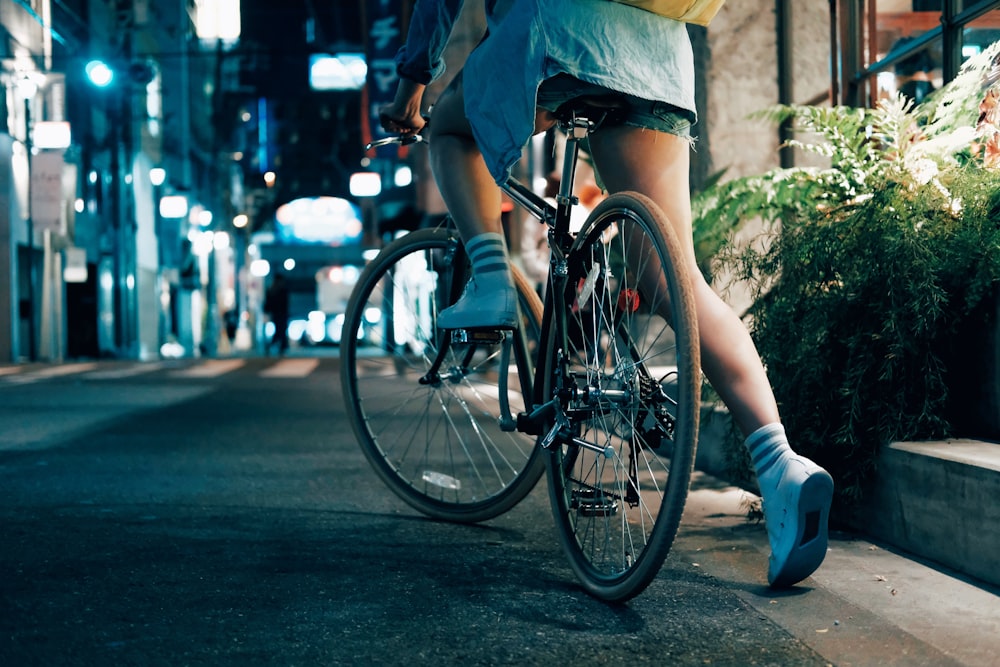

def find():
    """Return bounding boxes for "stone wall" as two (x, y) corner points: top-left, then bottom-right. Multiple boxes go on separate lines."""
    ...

(701, 1), (831, 313)
(792, 1), (835, 106)
(703, 0), (831, 181)
(704, 2), (782, 180)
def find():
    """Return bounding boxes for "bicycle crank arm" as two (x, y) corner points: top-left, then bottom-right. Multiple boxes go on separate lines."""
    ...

(496, 334), (517, 432)
(514, 398), (558, 436)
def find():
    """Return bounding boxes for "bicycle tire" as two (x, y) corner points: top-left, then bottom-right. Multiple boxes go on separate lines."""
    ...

(543, 192), (701, 601)
(341, 227), (546, 523)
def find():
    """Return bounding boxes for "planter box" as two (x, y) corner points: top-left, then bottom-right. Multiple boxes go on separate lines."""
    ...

(852, 440), (1000, 588)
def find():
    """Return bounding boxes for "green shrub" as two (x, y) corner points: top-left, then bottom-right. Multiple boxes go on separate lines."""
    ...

(693, 43), (1000, 507)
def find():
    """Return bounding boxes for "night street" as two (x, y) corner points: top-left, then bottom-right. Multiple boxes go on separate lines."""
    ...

(5, 2), (1000, 665)
(2, 355), (998, 666)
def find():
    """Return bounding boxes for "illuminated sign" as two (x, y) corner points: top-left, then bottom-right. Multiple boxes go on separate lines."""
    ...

(274, 196), (363, 245)
(310, 53), (367, 91)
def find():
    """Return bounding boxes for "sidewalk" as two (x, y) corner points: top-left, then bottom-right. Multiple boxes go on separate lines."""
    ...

(697, 405), (1000, 587)
(675, 473), (1000, 667)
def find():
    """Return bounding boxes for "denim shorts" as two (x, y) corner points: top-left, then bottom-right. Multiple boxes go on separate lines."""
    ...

(536, 73), (694, 138)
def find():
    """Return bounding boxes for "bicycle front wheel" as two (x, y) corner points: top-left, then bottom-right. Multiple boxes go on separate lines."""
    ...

(340, 227), (545, 523)
(544, 192), (701, 601)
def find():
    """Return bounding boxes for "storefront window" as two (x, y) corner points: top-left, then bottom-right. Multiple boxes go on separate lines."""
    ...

(962, 9), (1000, 55)
(876, 2), (943, 102)
(834, 0), (1000, 107)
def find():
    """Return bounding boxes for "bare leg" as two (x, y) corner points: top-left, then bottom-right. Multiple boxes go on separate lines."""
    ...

(424, 82), (829, 585)
(587, 127), (779, 437)
(589, 126), (833, 588)
(430, 76), (779, 435)
(426, 73), (503, 240)
(428, 72), (558, 239)
(425, 73), (531, 329)
(426, 74), (564, 330)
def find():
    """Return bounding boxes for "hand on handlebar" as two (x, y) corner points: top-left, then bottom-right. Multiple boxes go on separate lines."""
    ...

(379, 107), (426, 135)
(379, 78), (427, 134)
(366, 132), (426, 151)
(371, 107), (429, 150)
(369, 78), (430, 150)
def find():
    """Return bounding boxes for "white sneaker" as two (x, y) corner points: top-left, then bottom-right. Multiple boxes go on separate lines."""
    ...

(762, 455), (834, 588)
(438, 278), (518, 330)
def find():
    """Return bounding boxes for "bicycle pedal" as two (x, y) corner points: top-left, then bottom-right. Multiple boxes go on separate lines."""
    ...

(450, 329), (508, 345)
(570, 488), (619, 517)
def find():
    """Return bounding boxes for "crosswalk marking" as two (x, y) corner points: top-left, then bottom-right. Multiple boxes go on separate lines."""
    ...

(0, 357), (328, 384)
(85, 362), (167, 380)
(168, 359), (246, 378)
(258, 358), (320, 378)
(3, 362), (99, 384)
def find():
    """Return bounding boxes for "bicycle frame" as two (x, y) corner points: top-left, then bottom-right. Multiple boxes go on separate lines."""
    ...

(497, 117), (609, 454)
(354, 111), (702, 599)
(369, 114), (611, 444)
(500, 116), (592, 258)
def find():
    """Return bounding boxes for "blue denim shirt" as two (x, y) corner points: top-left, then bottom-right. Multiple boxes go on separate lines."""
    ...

(395, 0), (696, 183)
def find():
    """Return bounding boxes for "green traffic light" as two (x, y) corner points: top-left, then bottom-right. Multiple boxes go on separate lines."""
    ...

(85, 60), (114, 87)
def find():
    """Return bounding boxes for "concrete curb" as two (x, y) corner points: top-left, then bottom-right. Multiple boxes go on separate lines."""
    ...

(853, 440), (1000, 588)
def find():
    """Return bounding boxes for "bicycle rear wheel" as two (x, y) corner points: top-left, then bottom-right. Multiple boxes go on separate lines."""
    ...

(341, 227), (545, 523)
(544, 192), (701, 601)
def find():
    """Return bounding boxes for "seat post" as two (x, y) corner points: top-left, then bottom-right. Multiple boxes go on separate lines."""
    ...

(554, 117), (589, 234)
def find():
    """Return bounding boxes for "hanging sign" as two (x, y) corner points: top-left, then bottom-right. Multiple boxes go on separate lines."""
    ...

(30, 151), (66, 234)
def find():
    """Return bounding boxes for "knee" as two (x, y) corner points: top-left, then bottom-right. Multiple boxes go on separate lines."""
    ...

(691, 276), (733, 322)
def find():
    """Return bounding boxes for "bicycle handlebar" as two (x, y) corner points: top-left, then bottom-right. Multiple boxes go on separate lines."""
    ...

(365, 133), (426, 151)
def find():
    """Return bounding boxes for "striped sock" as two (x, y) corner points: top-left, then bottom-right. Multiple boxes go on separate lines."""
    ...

(465, 233), (513, 287)
(745, 422), (792, 483)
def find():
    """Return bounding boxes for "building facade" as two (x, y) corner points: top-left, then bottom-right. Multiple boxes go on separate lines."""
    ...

(1, 0), (227, 362)
(2, 1), (999, 362)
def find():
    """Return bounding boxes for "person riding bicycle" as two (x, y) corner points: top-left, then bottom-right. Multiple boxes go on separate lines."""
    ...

(379, 0), (833, 589)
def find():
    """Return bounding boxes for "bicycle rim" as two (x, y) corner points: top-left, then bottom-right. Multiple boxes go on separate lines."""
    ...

(544, 192), (701, 601)
(341, 228), (545, 523)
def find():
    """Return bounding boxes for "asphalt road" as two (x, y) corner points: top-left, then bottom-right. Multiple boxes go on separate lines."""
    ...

(0, 355), (893, 665)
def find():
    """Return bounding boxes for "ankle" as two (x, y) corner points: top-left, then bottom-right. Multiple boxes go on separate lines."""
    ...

(745, 423), (791, 481)
(466, 233), (513, 288)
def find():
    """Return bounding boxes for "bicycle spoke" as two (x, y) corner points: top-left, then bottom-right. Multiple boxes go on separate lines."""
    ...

(545, 193), (700, 601)
(342, 229), (545, 522)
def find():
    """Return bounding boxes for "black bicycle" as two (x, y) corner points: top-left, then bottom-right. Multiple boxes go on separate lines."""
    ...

(341, 103), (701, 601)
